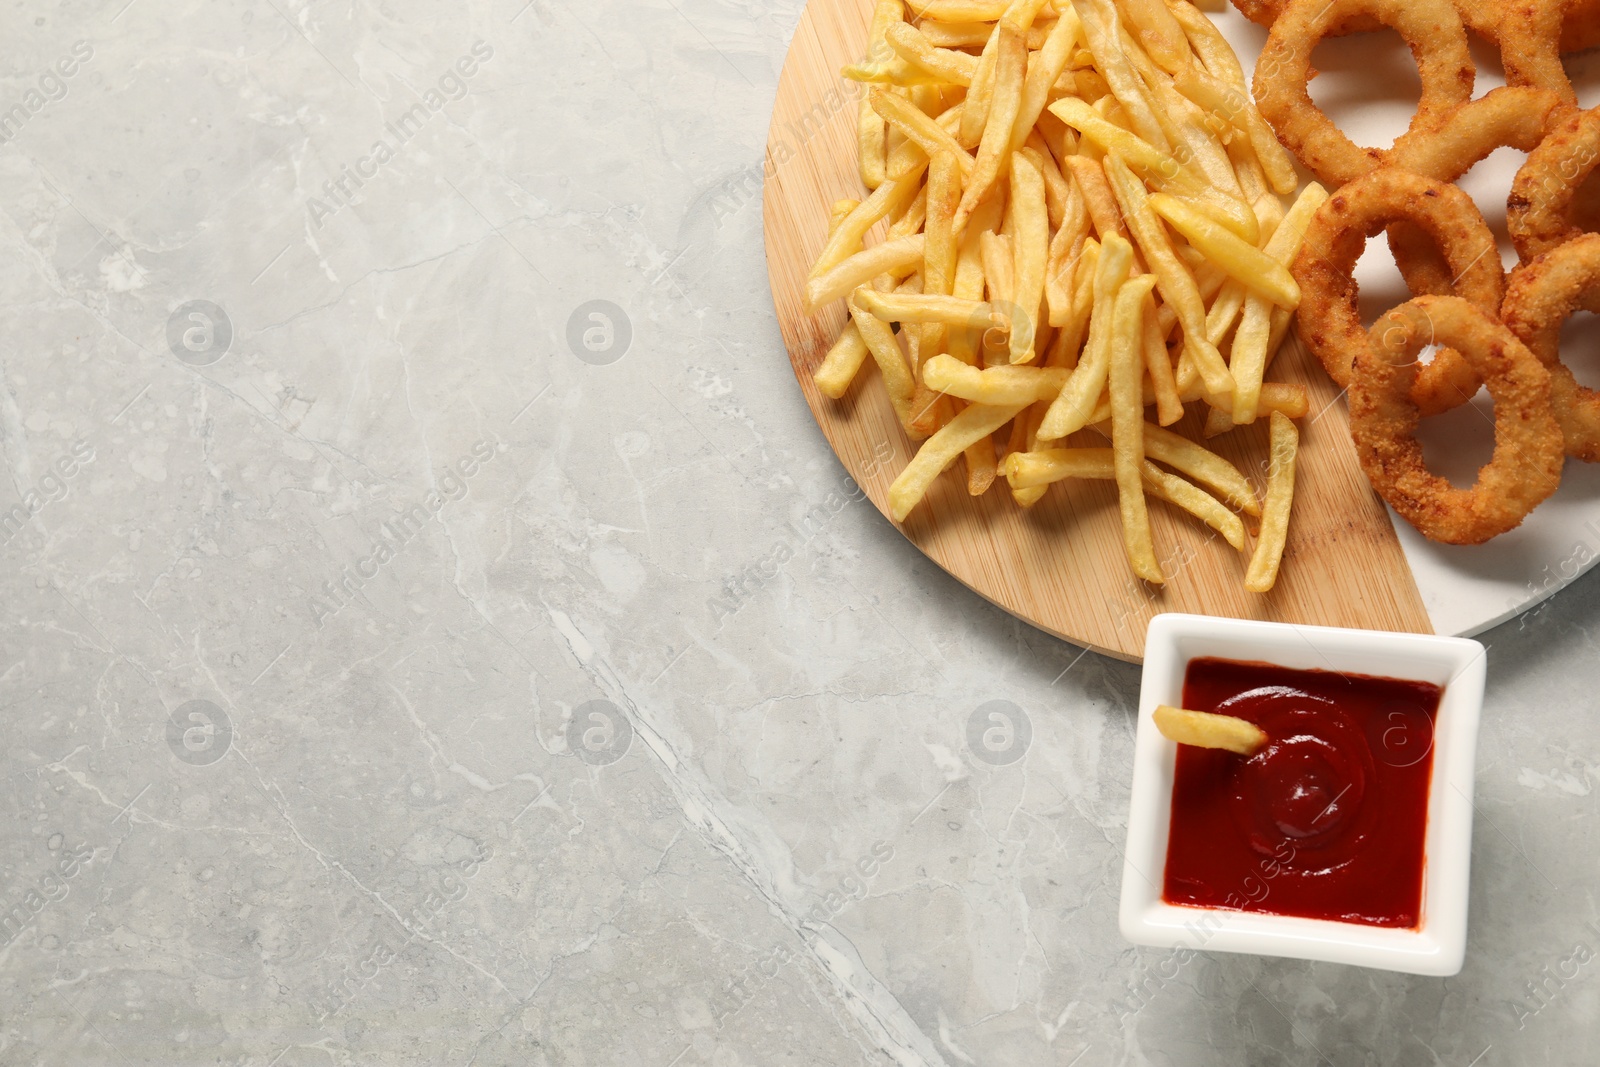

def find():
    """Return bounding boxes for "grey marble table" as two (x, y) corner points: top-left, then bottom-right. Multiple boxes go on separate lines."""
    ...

(0, 1), (1596, 1064)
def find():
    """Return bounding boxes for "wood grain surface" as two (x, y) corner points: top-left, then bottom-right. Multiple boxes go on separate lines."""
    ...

(761, 0), (1434, 661)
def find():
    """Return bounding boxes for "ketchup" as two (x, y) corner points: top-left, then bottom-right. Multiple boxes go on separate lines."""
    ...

(1161, 657), (1442, 928)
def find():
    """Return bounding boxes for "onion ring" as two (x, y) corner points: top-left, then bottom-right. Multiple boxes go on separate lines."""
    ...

(1229, 0), (1381, 33)
(1232, 0), (1598, 51)
(1501, 233), (1600, 460)
(1254, 0), (1475, 188)
(1491, 3), (1574, 102)
(1509, 105), (1600, 264)
(1388, 86), (1570, 297)
(1293, 168), (1504, 414)
(1234, 0), (1575, 99)
(1351, 296), (1564, 544)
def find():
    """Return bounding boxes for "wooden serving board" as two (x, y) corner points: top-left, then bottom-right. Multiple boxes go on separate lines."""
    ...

(762, 0), (1434, 662)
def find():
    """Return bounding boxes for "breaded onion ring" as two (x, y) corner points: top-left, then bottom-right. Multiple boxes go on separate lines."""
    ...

(1254, 0), (1475, 188)
(1293, 169), (1504, 414)
(1234, 0), (1600, 52)
(1352, 296), (1564, 544)
(1388, 87), (1571, 296)
(1235, 0), (1577, 99)
(1229, 0), (1381, 33)
(1492, 3), (1574, 102)
(1502, 233), (1600, 460)
(1509, 105), (1600, 264)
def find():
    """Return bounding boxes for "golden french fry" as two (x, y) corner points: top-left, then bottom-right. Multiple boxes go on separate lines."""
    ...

(960, 24), (1001, 148)
(1147, 194), (1300, 310)
(1203, 402), (1236, 439)
(1142, 463), (1247, 549)
(1008, 9), (1082, 152)
(1171, 57), (1298, 197)
(1009, 151), (1049, 364)
(857, 290), (993, 326)
(1061, 154), (1126, 244)
(1141, 293), (1184, 426)
(1002, 446), (1113, 487)
(814, 322), (872, 399)
(921, 150), (963, 357)
(885, 22), (980, 85)
(1102, 154), (1234, 399)
(1049, 98), (1254, 241)
(955, 25), (1028, 226)
(1257, 383), (1308, 419)
(1225, 185), (1329, 422)
(947, 196), (1003, 364)
(922, 18), (1059, 48)
(1022, 135), (1071, 224)
(1045, 178), (1090, 326)
(1150, 77), (1247, 205)
(1206, 181), (1327, 347)
(1153, 705), (1266, 754)
(857, 1), (903, 189)
(810, 168), (928, 280)
(1034, 103), (1081, 164)
(1115, 0), (1190, 73)
(923, 354), (1071, 404)
(1228, 144), (1283, 242)
(1110, 273), (1164, 583)
(889, 401), (1029, 520)
(1074, 0), (1170, 151)
(1205, 281), (1248, 347)
(891, 184), (930, 237)
(828, 199), (860, 237)
(966, 427), (999, 495)
(909, 382), (951, 436)
(1229, 298), (1276, 426)
(848, 292), (921, 434)
(1009, 401), (1052, 505)
(1265, 305), (1294, 366)
(807, 235), (926, 310)
(1246, 411), (1299, 593)
(1137, 422), (1260, 517)
(1047, 237), (1098, 368)
(1049, 93), (1180, 185)
(1039, 232), (1133, 439)
(843, 56), (948, 87)
(980, 230), (1015, 310)
(870, 89), (976, 180)
(1003, 448), (1242, 545)
(1166, 0), (1246, 87)
(908, 0), (1016, 20)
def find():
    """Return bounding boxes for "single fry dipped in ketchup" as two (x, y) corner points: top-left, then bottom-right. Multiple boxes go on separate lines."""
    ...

(1153, 705), (1266, 755)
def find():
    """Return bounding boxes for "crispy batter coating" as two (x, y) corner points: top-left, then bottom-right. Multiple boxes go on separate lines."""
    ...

(1352, 297), (1564, 544)
(1293, 169), (1504, 415)
(1502, 233), (1600, 460)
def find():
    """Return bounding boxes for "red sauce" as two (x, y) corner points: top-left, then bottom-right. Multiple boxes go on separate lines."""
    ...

(1161, 657), (1441, 928)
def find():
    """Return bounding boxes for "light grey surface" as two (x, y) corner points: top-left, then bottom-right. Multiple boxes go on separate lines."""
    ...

(0, 2), (1596, 1064)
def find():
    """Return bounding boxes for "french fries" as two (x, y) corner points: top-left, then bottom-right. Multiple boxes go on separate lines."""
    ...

(1153, 705), (1267, 754)
(804, 0), (1308, 591)
(889, 401), (1027, 520)
(1109, 273), (1163, 582)
(1147, 193), (1300, 309)
(1246, 411), (1299, 593)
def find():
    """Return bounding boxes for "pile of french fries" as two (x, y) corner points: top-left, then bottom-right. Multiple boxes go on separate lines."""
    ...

(804, 0), (1325, 591)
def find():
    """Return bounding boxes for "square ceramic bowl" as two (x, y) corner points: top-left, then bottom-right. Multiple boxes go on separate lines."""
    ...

(1120, 613), (1487, 976)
